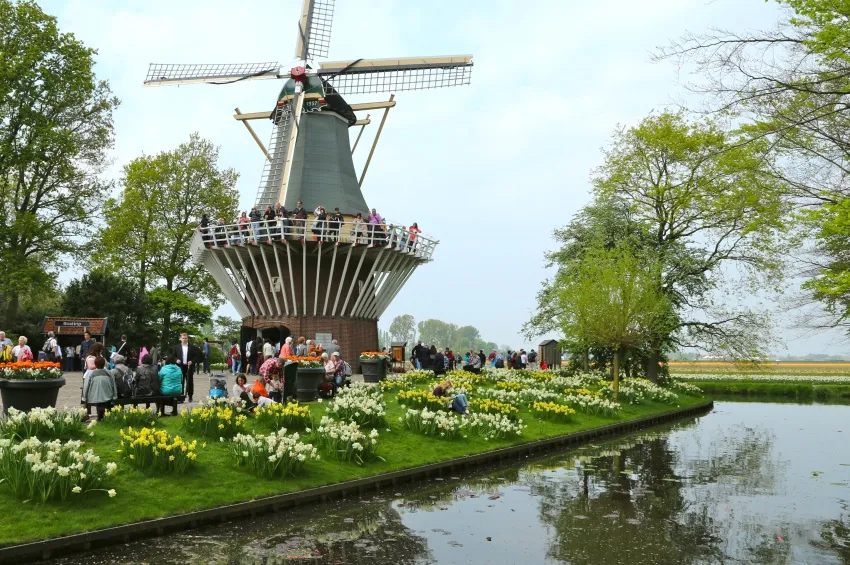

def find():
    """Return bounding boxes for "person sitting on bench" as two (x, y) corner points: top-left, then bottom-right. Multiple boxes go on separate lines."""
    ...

(135, 353), (162, 413)
(158, 356), (183, 415)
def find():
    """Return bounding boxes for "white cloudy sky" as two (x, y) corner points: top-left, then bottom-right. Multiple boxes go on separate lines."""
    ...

(42, 0), (847, 356)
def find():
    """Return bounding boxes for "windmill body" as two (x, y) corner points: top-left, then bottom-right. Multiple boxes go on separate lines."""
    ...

(143, 0), (472, 357)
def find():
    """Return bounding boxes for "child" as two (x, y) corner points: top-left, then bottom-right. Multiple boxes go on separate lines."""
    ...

(267, 372), (283, 403)
(252, 391), (276, 408)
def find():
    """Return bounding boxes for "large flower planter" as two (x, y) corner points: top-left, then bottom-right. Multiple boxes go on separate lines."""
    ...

(0, 378), (66, 414)
(295, 368), (324, 402)
(360, 359), (387, 383)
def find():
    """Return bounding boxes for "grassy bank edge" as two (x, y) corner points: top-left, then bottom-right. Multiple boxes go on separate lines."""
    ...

(0, 394), (708, 548)
(685, 380), (850, 399)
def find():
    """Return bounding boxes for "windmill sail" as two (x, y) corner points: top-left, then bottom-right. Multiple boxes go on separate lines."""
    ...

(294, 0), (335, 60)
(254, 106), (293, 210)
(144, 62), (281, 86)
(317, 55), (472, 94)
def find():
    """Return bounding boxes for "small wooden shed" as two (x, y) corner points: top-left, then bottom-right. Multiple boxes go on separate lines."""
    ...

(538, 339), (561, 369)
(390, 341), (407, 373)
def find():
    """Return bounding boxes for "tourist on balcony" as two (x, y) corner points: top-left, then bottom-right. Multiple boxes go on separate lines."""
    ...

(237, 211), (250, 244)
(352, 213), (367, 244)
(312, 206), (327, 242)
(214, 217), (226, 246)
(249, 206), (262, 242)
(275, 203), (291, 239)
(292, 201), (307, 239)
(408, 223), (421, 252)
(262, 205), (276, 242)
(328, 208), (343, 242)
(367, 208), (382, 244)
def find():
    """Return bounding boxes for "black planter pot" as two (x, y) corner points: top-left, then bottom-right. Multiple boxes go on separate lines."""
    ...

(360, 359), (387, 383)
(295, 368), (324, 402)
(0, 378), (66, 414)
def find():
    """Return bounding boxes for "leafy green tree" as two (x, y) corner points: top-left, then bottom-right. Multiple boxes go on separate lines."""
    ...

(62, 271), (149, 344)
(388, 314), (416, 344)
(98, 134), (238, 344)
(555, 244), (673, 400)
(416, 319), (457, 349)
(0, 0), (119, 328)
(146, 288), (211, 348)
(801, 199), (850, 334)
(212, 316), (241, 346)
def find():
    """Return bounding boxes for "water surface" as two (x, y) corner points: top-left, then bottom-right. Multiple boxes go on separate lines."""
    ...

(51, 402), (850, 564)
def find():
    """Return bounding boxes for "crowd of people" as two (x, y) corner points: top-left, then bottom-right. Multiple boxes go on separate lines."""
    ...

(408, 341), (539, 374)
(200, 203), (423, 253)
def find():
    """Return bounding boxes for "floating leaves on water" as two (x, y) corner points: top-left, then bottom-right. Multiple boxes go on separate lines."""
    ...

(812, 471), (823, 477)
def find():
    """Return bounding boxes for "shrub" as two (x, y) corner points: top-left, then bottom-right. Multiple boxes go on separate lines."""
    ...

(0, 437), (118, 501)
(118, 427), (198, 473)
(0, 407), (87, 440)
(254, 402), (312, 430)
(229, 429), (319, 478)
(101, 406), (159, 428)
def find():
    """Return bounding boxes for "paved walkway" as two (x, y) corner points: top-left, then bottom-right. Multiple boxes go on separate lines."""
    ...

(10, 371), (366, 412)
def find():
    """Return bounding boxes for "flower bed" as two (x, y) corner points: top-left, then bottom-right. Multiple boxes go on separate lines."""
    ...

(0, 437), (117, 501)
(312, 417), (382, 465)
(359, 351), (389, 360)
(464, 412), (524, 440)
(181, 398), (248, 438)
(101, 406), (159, 428)
(531, 401), (577, 422)
(0, 407), (87, 440)
(230, 429), (318, 478)
(468, 398), (520, 420)
(563, 394), (621, 417)
(673, 373), (850, 384)
(118, 428), (197, 473)
(397, 389), (449, 411)
(254, 402), (312, 430)
(0, 361), (62, 380)
(401, 407), (464, 438)
(325, 383), (386, 427)
(283, 356), (323, 368)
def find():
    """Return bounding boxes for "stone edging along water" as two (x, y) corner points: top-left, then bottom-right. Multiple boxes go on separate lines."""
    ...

(0, 400), (714, 563)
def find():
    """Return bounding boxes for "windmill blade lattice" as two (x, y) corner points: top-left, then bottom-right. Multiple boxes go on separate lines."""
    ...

(144, 62), (281, 86)
(295, 0), (335, 60)
(317, 55), (473, 94)
(254, 106), (293, 210)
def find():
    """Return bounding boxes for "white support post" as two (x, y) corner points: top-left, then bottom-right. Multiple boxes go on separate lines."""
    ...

(368, 260), (407, 319)
(373, 257), (416, 319)
(352, 246), (395, 318)
(247, 246), (275, 315)
(322, 242), (340, 316)
(258, 245), (282, 317)
(340, 247), (368, 317)
(358, 249), (403, 318)
(234, 248), (266, 316)
(210, 251), (254, 318)
(313, 242), (322, 315)
(349, 246), (386, 317)
(271, 243), (290, 316)
(377, 260), (418, 318)
(219, 251), (257, 316)
(331, 245), (354, 317)
(284, 241), (298, 317)
(301, 239), (307, 317)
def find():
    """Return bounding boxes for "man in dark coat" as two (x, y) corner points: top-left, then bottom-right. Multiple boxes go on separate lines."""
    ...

(173, 332), (201, 402)
(411, 341), (423, 370)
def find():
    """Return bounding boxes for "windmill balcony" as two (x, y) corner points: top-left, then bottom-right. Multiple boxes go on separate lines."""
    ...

(199, 219), (437, 261)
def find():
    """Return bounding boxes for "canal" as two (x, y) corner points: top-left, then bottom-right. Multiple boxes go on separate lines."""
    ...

(51, 401), (850, 564)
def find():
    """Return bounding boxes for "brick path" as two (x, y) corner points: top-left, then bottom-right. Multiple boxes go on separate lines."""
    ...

(3, 371), (366, 412)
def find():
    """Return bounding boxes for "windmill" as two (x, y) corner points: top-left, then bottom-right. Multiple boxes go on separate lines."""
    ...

(144, 0), (473, 216)
(141, 0), (472, 367)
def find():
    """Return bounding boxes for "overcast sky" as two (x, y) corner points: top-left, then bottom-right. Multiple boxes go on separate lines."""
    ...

(42, 0), (847, 356)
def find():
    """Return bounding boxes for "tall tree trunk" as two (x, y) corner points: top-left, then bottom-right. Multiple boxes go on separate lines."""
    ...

(612, 346), (620, 402)
(646, 346), (660, 383)
(582, 347), (589, 372)
(4, 293), (19, 331)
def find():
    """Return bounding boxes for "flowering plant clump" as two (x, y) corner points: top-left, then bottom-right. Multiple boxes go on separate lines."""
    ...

(531, 401), (577, 422)
(0, 361), (62, 380)
(285, 355), (324, 368)
(0, 437), (118, 501)
(101, 405), (159, 428)
(254, 402), (312, 430)
(564, 393), (621, 417)
(181, 402), (248, 438)
(405, 369), (437, 383)
(359, 351), (389, 360)
(397, 389), (449, 411)
(463, 412), (524, 440)
(312, 416), (382, 465)
(379, 375), (411, 391)
(325, 383), (386, 427)
(668, 381), (703, 395)
(0, 407), (87, 440)
(401, 407), (464, 438)
(468, 398), (520, 421)
(603, 378), (678, 405)
(517, 388), (565, 405)
(230, 429), (319, 478)
(494, 380), (523, 392)
(446, 370), (486, 384)
(118, 427), (198, 473)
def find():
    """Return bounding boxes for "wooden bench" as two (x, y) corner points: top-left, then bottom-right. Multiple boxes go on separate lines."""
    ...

(82, 395), (186, 416)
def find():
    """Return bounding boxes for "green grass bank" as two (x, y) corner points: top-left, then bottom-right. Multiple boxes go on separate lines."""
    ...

(0, 391), (706, 547)
(684, 380), (850, 400)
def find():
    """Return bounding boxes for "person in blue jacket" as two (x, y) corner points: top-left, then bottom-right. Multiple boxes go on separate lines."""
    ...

(158, 356), (184, 415)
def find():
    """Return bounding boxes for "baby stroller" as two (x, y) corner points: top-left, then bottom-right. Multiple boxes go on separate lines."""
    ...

(209, 374), (228, 399)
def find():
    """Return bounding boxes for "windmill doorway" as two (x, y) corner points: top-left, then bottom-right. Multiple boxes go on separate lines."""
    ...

(261, 326), (291, 346)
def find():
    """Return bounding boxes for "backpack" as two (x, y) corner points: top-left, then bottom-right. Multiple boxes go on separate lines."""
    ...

(528, 350), (537, 362)
(343, 361), (353, 377)
(42, 338), (54, 353)
(113, 367), (134, 398)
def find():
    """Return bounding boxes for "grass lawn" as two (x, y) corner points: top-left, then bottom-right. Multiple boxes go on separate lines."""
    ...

(684, 380), (850, 400)
(0, 389), (706, 547)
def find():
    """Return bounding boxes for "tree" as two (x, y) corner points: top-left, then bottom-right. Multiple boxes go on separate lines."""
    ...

(212, 315), (241, 346)
(388, 314), (416, 344)
(62, 271), (149, 344)
(0, 0), (119, 328)
(593, 112), (786, 371)
(416, 319), (457, 349)
(146, 288), (211, 348)
(98, 134), (238, 345)
(555, 244), (673, 400)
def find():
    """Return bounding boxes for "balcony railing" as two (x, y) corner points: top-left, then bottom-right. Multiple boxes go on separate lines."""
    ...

(200, 219), (438, 261)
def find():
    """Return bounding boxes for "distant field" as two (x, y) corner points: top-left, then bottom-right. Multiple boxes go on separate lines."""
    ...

(668, 362), (850, 377)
